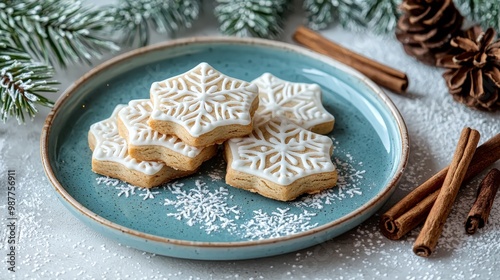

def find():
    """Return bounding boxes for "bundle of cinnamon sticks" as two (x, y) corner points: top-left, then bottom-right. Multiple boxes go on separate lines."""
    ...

(291, 26), (500, 257)
(380, 130), (500, 257)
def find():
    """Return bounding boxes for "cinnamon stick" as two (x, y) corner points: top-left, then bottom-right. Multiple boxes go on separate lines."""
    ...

(381, 190), (439, 240)
(465, 168), (500, 234)
(292, 26), (409, 94)
(413, 127), (480, 257)
(380, 133), (500, 240)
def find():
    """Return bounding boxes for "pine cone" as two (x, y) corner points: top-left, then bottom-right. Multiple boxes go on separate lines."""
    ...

(440, 27), (500, 111)
(396, 0), (463, 65)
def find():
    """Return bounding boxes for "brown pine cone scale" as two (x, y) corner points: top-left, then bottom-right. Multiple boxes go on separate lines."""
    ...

(442, 28), (500, 111)
(396, 0), (463, 65)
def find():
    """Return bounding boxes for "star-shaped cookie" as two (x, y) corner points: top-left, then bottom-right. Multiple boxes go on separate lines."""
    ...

(88, 105), (195, 188)
(117, 99), (217, 171)
(252, 73), (335, 134)
(224, 116), (338, 201)
(149, 62), (259, 147)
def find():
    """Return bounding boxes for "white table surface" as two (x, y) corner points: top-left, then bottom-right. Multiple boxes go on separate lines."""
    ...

(1, 1), (500, 279)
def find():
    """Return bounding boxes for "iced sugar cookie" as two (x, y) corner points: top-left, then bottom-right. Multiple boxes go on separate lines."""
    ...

(148, 62), (259, 147)
(224, 116), (337, 201)
(117, 99), (217, 171)
(252, 73), (335, 134)
(89, 105), (195, 188)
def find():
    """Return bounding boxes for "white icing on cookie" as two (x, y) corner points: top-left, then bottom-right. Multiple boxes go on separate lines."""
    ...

(150, 62), (259, 137)
(118, 99), (203, 158)
(252, 73), (334, 130)
(90, 105), (164, 175)
(227, 116), (336, 185)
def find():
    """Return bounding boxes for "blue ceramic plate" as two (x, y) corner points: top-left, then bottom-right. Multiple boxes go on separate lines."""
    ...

(41, 37), (409, 260)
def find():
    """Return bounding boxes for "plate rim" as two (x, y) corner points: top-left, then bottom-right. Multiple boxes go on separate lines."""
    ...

(40, 36), (409, 249)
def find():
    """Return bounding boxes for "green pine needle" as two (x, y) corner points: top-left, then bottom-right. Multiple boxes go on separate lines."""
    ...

(361, 0), (401, 33)
(110, 0), (201, 46)
(304, 0), (334, 30)
(215, 0), (289, 39)
(0, 0), (119, 67)
(304, 0), (365, 31)
(0, 40), (58, 124)
(457, 0), (500, 32)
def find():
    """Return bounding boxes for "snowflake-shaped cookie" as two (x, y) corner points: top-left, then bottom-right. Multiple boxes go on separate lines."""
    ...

(149, 62), (259, 147)
(117, 99), (217, 171)
(252, 73), (335, 134)
(88, 105), (194, 188)
(224, 117), (337, 201)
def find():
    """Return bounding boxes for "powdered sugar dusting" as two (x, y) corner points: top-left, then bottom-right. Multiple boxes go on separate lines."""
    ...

(93, 143), (366, 241)
(139, 188), (159, 200)
(116, 184), (136, 198)
(96, 176), (121, 187)
(94, 176), (324, 240)
(294, 141), (365, 209)
(163, 180), (240, 234)
(96, 177), (158, 200)
(241, 208), (318, 240)
(206, 157), (226, 181)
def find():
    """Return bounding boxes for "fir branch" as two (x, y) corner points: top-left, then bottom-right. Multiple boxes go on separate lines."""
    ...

(0, 40), (58, 124)
(0, 0), (119, 67)
(277, 0), (294, 16)
(110, 0), (201, 46)
(457, 0), (500, 32)
(304, 0), (364, 31)
(360, 0), (401, 33)
(215, 0), (290, 39)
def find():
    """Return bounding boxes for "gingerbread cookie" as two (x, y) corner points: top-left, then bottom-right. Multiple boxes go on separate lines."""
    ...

(224, 116), (337, 201)
(117, 99), (217, 171)
(252, 73), (335, 134)
(89, 105), (195, 188)
(148, 62), (259, 147)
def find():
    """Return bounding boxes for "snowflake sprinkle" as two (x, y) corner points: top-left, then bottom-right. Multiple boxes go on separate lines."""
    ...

(240, 208), (318, 240)
(163, 180), (240, 234)
(116, 184), (136, 198)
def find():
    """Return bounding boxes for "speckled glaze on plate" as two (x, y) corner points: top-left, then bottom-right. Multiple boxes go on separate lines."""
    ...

(41, 37), (409, 260)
